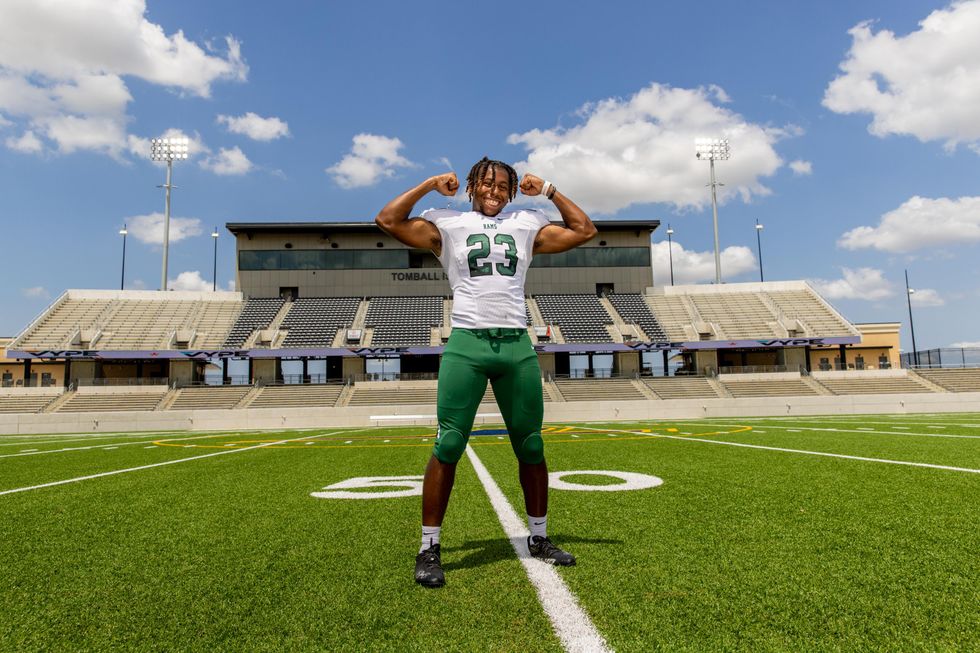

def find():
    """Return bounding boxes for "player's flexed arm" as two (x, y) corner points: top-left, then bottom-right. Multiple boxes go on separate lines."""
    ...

(521, 173), (598, 254)
(375, 173), (459, 256)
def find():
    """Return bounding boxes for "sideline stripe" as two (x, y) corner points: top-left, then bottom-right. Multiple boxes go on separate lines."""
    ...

(577, 426), (980, 474)
(0, 431), (264, 460)
(704, 422), (980, 440)
(465, 445), (612, 653)
(0, 431), (344, 497)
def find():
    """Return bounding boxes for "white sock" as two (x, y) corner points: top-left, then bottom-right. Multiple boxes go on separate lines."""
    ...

(527, 514), (547, 539)
(420, 525), (441, 553)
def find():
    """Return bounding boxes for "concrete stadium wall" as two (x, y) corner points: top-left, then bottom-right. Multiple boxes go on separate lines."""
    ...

(2, 392), (979, 435)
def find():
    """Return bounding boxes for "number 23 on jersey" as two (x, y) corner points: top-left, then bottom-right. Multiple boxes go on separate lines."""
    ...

(466, 233), (518, 277)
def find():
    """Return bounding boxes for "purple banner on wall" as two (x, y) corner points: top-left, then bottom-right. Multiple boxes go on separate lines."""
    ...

(7, 336), (860, 361)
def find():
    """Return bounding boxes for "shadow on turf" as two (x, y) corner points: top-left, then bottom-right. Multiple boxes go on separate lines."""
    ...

(442, 534), (622, 571)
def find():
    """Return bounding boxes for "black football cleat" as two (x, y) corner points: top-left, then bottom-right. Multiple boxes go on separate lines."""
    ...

(527, 535), (576, 566)
(415, 544), (445, 588)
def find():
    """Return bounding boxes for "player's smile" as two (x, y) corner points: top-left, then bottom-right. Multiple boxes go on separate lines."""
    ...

(473, 168), (510, 217)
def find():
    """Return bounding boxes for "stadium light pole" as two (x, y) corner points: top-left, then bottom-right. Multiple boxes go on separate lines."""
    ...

(211, 227), (219, 291)
(150, 137), (190, 291)
(695, 137), (730, 284)
(755, 219), (764, 282)
(119, 225), (128, 290)
(666, 225), (675, 286)
(905, 269), (919, 367)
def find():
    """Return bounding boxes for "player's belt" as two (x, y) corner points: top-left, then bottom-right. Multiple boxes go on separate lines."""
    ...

(463, 328), (525, 339)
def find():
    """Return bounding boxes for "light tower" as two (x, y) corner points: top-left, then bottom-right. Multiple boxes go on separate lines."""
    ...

(666, 224), (675, 286)
(150, 137), (190, 291)
(755, 219), (764, 282)
(211, 227), (220, 291)
(695, 137), (730, 284)
(119, 225), (128, 290)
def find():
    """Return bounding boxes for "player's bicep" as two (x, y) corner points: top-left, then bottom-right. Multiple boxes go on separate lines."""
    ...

(532, 224), (585, 255)
(380, 217), (442, 254)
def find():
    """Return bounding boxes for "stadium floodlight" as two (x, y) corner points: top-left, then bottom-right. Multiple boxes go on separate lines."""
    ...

(755, 220), (764, 282)
(695, 137), (730, 284)
(150, 137), (191, 291)
(211, 227), (219, 292)
(905, 269), (919, 367)
(666, 225), (675, 286)
(119, 225), (128, 291)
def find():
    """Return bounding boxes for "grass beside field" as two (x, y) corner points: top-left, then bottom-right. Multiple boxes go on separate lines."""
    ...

(1, 415), (978, 651)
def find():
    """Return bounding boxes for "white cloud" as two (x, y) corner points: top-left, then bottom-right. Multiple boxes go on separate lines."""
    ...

(950, 340), (980, 348)
(909, 288), (944, 307)
(22, 286), (49, 299)
(200, 146), (253, 175)
(652, 240), (757, 285)
(168, 270), (213, 292)
(838, 195), (980, 253)
(789, 159), (812, 175)
(507, 83), (792, 215)
(127, 212), (203, 245)
(0, 0), (246, 157)
(5, 130), (43, 153)
(326, 133), (416, 188)
(810, 267), (894, 301)
(823, 1), (980, 152)
(217, 112), (289, 141)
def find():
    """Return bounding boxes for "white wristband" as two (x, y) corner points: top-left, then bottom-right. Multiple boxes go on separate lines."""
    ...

(541, 180), (554, 198)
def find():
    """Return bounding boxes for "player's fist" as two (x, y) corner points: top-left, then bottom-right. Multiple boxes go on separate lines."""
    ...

(431, 172), (459, 196)
(519, 173), (544, 196)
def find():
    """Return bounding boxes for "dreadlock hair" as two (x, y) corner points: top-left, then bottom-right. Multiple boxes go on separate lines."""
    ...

(466, 157), (519, 202)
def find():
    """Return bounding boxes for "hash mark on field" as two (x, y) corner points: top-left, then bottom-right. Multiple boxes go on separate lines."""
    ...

(143, 446), (156, 449)
(344, 441), (352, 444)
(928, 426), (946, 429)
(20, 449), (38, 453)
(858, 428), (874, 431)
(571, 435), (580, 438)
(104, 447), (118, 450)
(383, 440), (391, 443)
(497, 436), (505, 440)
(305, 442), (314, 445)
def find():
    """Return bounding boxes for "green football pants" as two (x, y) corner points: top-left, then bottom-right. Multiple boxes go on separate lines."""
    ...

(433, 328), (545, 465)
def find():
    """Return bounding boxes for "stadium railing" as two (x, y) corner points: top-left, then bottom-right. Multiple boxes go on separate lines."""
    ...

(901, 347), (980, 369)
(74, 377), (171, 387)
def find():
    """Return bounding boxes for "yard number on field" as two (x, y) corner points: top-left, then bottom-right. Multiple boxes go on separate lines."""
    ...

(311, 471), (663, 499)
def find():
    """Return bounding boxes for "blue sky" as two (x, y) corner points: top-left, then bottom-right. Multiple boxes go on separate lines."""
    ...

(2, 0), (979, 351)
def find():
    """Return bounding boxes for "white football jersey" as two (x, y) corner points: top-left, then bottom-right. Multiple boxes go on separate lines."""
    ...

(422, 208), (550, 328)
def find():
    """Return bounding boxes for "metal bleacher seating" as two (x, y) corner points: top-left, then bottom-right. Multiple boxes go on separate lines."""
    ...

(608, 294), (669, 342)
(281, 297), (362, 348)
(248, 384), (345, 408)
(688, 293), (780, 339)
(534, 294), (613, 343)
(817, 376), (933, 395)
(365, 296), (443, 347)
(720, 378), (818, 398)
(167, 385), (252, 410)
(915, 368), (980, 392)
(766, 289), (855, 337)
(643, 377), (721, 399)
(553, 378), (645, 401)
(14, 298), (111, 348)
(56, 392), (166, 412)
(223, 298), (284, 348)
(0, 394), (58, 414)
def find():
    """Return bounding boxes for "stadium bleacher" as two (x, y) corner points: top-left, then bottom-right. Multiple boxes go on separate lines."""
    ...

(223, 297), (284, 348)
(535, 294), (613, 343)
(247, 383), (345, 408)
(553, 377), (646, 402)
(607, 294), (669, 342)
(167, 386), (253, 410)
(815, 375), (934, 395)
(365, 296), (443, 347)
(56, 391), (167, 413)
(643, 377), (722, 399)
(281, 297), (361, 348)
(914, 368), (980, 392)
(0, 393), (59, 414)
(720, 378), (819, 398)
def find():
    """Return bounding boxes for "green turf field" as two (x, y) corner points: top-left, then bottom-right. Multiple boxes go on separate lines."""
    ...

(1, 414), (978, 651)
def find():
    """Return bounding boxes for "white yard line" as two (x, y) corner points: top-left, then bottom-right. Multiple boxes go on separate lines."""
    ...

(465, 445), (612, 653)
(0, 431), (258, 460)
(703, 422), (980, 440)
(576, 427), (980, 475)
(0, 431), (345, 497)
